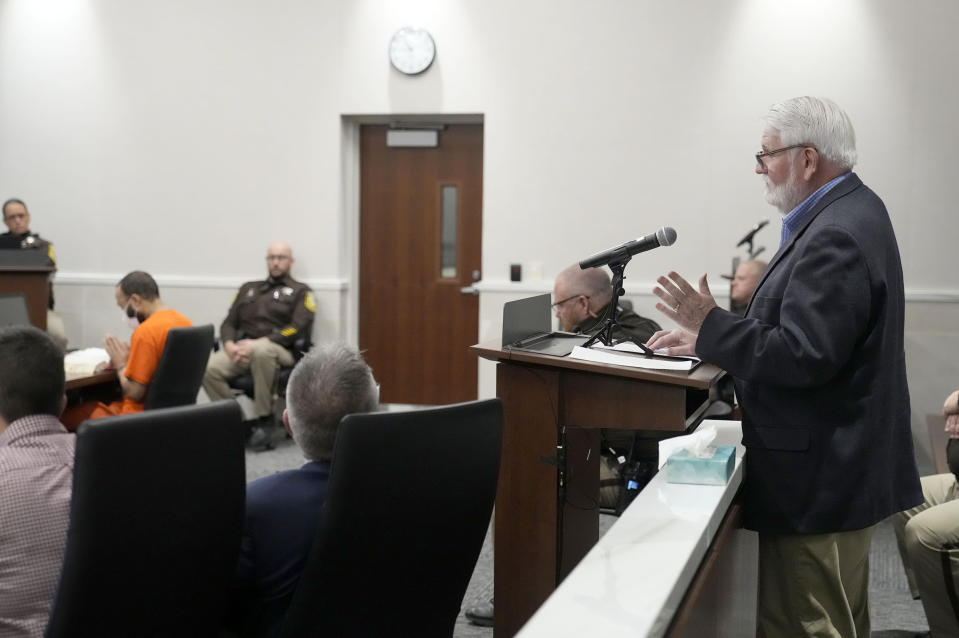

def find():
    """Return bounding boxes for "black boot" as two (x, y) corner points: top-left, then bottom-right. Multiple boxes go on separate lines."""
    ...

(464, 598), (493, 627)
(246, 416), (275, 452)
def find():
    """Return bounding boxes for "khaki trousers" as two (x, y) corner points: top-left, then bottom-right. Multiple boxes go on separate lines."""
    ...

(893, 473), (959, 638)
(758, 525), (876, 638)
(202, 340), (294, 418)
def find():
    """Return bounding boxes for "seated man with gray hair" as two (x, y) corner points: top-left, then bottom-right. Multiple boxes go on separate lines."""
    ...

(224, 342), (379, 637)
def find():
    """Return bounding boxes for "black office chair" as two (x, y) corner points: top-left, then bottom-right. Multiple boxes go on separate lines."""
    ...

(278, 398), (503, 638)
(46, 400), (246, 638)
(143, 323), (215, 410)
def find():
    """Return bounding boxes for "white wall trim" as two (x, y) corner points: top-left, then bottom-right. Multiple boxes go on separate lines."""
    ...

(52, 274), (959, 303)
(55, 272), (349, 291)
(472, 279), (959, 303)
(904, 289), (959, 303)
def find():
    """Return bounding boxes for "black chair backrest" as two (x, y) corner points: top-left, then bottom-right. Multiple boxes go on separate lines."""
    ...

(144, 323), (215, 410)
(46, 400), (246, 638)
(278, 398), (503, 638)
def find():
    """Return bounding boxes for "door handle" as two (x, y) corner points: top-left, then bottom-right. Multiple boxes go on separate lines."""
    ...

(460, 286), (479, 296)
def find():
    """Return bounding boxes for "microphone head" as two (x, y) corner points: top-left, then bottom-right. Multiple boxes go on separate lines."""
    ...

(656, 226), (677, 247)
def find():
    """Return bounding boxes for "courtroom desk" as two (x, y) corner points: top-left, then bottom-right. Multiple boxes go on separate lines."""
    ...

(471, 340), (726, 637)
(516, 420), (757, 638)
(65, 370), (121, 415)
(66, 370), (118, 391)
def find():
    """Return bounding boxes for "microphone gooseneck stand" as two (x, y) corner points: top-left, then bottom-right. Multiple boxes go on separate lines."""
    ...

(582, 257), (633, 349)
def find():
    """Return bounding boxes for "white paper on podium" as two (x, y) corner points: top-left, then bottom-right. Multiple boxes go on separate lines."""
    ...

(595, 340), (700, 361)
(568, 345), (694, 370)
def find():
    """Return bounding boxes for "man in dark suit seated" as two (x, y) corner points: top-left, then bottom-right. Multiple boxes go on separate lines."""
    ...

(223, 342), (379, 637)
(647, 96), (922, 638)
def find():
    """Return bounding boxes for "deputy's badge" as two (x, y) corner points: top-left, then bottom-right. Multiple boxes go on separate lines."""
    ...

(304, 292), (317, 312)
(246, 288), (255, 297)
(273, 290), (280, 300)
(282, 286), (294, 296)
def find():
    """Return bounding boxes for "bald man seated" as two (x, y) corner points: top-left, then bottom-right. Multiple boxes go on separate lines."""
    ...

(729, 259), (767, 316)
(552, 263), (661, 344)
(203, 242), (316, 449)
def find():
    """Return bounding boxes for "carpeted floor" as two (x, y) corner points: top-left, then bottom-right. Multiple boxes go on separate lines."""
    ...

(246, 437), (931, 637)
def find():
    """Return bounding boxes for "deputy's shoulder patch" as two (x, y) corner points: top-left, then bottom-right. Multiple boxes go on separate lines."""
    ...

(47, 243), (56, 264)
(304, 291), (317, 312)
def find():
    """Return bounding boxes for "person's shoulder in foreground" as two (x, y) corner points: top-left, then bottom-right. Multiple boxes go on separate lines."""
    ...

(0, 325), (74, 638)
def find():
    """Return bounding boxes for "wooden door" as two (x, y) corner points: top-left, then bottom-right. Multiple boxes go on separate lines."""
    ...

(359, 124), (483, 405)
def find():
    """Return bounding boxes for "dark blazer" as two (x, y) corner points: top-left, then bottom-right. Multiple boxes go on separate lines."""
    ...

(225, 461), (330, 637)
(697, 173), (922, 534)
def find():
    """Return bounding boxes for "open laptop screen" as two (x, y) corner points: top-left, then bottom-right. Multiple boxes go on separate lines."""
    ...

(502, 294), (552, 347)
(0, 293), (32, 327)
(502, 294), (588, 356)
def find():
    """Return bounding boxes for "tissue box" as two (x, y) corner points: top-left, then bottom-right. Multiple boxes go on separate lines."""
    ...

(665, 445), (735, 485)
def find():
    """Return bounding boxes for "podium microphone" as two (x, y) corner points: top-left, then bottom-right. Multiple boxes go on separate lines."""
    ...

(736, 219), (769, 248)
(579, 226), (677, 269)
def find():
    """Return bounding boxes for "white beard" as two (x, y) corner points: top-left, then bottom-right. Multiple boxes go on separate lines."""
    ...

(764, 175), (807, 214)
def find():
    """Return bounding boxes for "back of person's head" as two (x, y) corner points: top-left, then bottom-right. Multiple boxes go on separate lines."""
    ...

(285, 342), (379, 461)
(0, 325), (65, 425)
(117, 271), (160, 301)
(762, 96), (857, 171)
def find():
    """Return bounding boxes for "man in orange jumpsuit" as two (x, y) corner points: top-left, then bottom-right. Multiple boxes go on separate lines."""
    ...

(62, 271), (191, 429)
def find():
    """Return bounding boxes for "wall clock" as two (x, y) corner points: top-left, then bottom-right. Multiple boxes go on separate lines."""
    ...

(389, 27), (436, 75)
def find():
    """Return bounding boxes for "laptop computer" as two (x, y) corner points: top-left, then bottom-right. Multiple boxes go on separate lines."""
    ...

(502, 293), (589, 356)
(0, 293), (32, 327)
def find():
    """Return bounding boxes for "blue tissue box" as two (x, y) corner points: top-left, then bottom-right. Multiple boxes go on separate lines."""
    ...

(665, 445), (735, 485)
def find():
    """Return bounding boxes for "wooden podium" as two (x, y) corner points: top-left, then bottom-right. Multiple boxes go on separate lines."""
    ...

(0, 262), (54, 330)
(472, 341), (725, 637)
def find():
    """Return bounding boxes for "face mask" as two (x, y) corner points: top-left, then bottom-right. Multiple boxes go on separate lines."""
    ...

(124, 304), (144, 330)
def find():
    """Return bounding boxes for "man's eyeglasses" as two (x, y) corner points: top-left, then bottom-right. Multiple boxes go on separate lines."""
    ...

(551, 294), (588, 309)
(755, 144), (809, 169)
(266, 255), (291, 262)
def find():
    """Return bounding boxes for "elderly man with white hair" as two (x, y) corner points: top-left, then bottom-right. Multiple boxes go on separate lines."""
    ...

(647, 97), (922, 638)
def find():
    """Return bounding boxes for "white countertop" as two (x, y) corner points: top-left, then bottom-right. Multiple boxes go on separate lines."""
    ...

(516, 420), (745, 638)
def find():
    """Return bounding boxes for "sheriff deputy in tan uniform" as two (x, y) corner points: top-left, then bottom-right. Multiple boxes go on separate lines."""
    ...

(203, 241), (316, 445)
